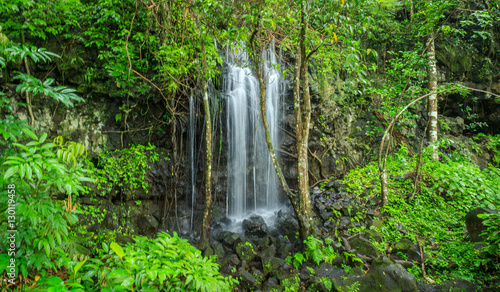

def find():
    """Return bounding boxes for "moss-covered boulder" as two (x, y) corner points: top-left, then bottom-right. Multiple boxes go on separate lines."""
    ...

(349, 237), (380, 258)
(236, 241), (257, 262)
(339, 256), (417, 292)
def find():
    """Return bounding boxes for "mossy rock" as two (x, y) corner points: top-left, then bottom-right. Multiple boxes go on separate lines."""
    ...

(349, 237), (380, 258)
(236, 241), (257, 262)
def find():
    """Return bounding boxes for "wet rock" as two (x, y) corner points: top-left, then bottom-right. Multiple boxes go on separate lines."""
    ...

(394, 222), (408, 233)
(275, 210), (299, 240)
(220, 253), (241, 271)
(394, 238), (413, 253)
(253, 236), (271, 250)
(262, 257), (286, 278)
(407, 245), (429, 264)
(212, 240), (225, 258)
(236, 242), (257, 262)
(224, 232), (243, 247)
(365, 229), (384, 243)
(262, 277), (279, 291)
(203, 246), (214, 257)
(243, 215), (269, 237)
(238, 268), (256, 289)
(465, 207), (498, 242)
(300, 267), (313, 281)
(134, 214), (158, 236)
(115, 234), (134, 245)
(277, 243), (293, 259)
(258, 245), (276, 260)
(437, 279), (477, 291)
(349, 237), (380, 258)
(313, 262), (347, 282)
(341, 256), (417, 292)
(394, 260), (414, 269)
(338, 216), (351, 229)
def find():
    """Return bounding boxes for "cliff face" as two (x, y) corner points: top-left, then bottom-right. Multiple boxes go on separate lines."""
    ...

(3, 32), (500, 237)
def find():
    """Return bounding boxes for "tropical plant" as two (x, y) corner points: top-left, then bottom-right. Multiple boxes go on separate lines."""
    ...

(0, 133), (91, 282)
(74, 232), (237, 291)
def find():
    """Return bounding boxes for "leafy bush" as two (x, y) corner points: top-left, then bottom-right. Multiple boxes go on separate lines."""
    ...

(0, 133), (91, 281)
(74, 232), (236, 291)
(477, 212), (500, 269)
(340, 142), (500, 282)
(92, 144), (162, 200)
(286, 236), (341, 269)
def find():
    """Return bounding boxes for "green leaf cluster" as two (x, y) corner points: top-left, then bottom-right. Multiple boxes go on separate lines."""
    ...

(72, 232), (237, 291)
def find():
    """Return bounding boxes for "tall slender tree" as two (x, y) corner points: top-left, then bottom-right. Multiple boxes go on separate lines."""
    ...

(246, 0), (316, 243)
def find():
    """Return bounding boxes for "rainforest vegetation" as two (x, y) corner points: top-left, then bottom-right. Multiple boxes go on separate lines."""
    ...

(1, 0), (500, 291)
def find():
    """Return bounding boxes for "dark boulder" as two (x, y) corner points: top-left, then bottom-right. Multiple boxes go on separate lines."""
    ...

(313, 262), (347, 282)
(437, 279), (477, 291)
(262, 257), (286, 278)
(262, 277), (280, 292)
(340, 256), (418, 292)
(349, 236), (380, 258)
(237, 268), (257, 289)
(465, 207), (498, 242)
(365, 229), (384, 243)
(243, 215), (269, 237)
(236, 241), (257, 262)
(275, 209), (300, 240)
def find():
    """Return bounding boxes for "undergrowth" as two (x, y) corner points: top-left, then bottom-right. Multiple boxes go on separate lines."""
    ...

(340, 140), (500, 285)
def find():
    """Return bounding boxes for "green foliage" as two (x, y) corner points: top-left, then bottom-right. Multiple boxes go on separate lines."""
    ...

(76, 232), (236, 291)
(0, 97), (31, 146)
(4, 45), (60, 63)
(280, 275), (300, 292)
(13, 73), (83, 107)
(92, 144), (162, 200)
(0, 134), (91, 281)
(341, 142), (500, 282)
(476, 133), (500, 167)
(0, 0), (81, 41)
(286, 236), (340, 269)
(319, 277), (332, 291)
(477, 212), (500, 269)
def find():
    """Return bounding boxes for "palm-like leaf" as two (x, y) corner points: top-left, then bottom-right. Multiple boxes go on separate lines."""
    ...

(5, 45), (60, 64)
(13, 73), (83, 107)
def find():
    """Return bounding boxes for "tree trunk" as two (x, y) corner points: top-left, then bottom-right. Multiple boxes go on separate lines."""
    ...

(295, 1), (314, 241)
(427, 32), (439, 160)
(247, 1), (315, 246)
(197, 14), (213, 241)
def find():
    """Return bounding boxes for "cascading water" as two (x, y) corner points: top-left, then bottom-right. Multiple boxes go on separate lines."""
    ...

(225, 45), (284, 222)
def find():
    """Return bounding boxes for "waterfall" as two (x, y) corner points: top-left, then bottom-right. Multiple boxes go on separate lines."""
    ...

(225, 45), (283, 220)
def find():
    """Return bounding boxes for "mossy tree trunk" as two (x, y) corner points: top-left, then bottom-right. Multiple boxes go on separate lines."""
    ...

(294, 1), (314, 241)
(427, 31), (439, 160)
(196, 13), (213, 241)
(248, 1), (315, 245)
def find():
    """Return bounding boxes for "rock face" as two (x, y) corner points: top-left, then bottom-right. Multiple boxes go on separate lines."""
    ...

(465, 207), (498, 242)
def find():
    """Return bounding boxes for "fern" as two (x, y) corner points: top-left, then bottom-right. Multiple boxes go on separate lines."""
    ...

(312, 249), (323, 266)
(0, 56), (5, 68)
(5, 45), (60, 63)
(13, 73), (83, 107)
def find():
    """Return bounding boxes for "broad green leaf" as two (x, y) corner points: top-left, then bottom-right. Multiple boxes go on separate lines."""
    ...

(74, 258), (88, 274)
(39, 133), (48, 143)
(21, 128), (38, 140)
(3, 165), (19, 181)
(110, 242), (125, 259)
